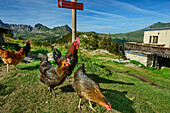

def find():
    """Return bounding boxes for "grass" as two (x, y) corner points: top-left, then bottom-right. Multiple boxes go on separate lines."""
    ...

(0, 48), (170, 113)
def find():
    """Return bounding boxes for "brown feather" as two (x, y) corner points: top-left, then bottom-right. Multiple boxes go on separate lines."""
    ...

(0, 47), (26, 66)
(72, 64), (111, 107)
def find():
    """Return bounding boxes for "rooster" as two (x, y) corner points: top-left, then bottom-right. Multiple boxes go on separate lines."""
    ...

(39, 55), (71, 97)
(0, 47), (26, 72)
(72, 64), (112, 112)
(15, 40), (31, 56)
(53, 37), (80, 82)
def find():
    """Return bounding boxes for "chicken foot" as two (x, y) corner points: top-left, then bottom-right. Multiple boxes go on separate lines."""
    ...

(88, 101), (96, 112)
(78, 98), (82, 110)
(48, 87), (58, 98)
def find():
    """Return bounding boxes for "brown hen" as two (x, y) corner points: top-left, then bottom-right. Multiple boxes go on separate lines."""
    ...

(72, 64), (112, 112)
(0, 47), (26, 72)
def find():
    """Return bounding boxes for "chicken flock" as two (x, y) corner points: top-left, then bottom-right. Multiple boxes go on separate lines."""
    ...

(0, 38), (112, 112)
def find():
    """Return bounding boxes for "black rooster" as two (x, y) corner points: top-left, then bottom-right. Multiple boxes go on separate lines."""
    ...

(15, 40), (31, 56)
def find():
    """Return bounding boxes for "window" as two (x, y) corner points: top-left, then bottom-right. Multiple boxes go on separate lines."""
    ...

(153, 36), (158, 43)
(149, 36), (152, 43)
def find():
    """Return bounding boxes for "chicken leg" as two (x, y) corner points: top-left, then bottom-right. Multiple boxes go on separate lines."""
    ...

(78, 98), (82, 110)
(88, 101), (96, 112)
(7, 64), (10, 72)
(48, 87), (57, 98)
(14, 66), (19, 70)
(67, 76), (70, 83)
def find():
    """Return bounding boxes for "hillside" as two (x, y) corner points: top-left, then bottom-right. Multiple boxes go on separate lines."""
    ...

(0, 44), (169, 113)
(111, 22), (170, 42)
(77, 22), (170, 44)
(1, 19), (170, 43)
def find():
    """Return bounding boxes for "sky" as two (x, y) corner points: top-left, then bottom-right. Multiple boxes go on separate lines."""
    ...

(0, 0), (170, 34)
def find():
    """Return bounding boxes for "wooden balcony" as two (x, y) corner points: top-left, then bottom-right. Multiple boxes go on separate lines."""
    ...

(125, 42), (170, 58)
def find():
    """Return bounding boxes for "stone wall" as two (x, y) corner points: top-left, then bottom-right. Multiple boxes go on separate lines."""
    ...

(125, 51), (148, 67)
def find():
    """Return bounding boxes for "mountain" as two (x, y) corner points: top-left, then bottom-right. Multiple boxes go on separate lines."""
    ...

(77, 22), (170, 48)
(1, 19), (170, 43)
(5, 21), (72, 41)
(0, 20), (9, 28)
(111, 22), (170, 42)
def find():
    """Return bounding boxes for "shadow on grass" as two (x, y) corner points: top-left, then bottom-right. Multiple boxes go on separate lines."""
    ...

(60, 84), (75, 92)
(60, 84), (135, 112)
(20, 64), (39, 71)
(88, 74), (135, 85)
(101, 88), (135, 113)
(0, 84), (14, 96)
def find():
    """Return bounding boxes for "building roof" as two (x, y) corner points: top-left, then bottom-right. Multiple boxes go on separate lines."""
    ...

(144, 26), (170, 31)
(0, 20), (12, 32)
(0, 26), (12, 31)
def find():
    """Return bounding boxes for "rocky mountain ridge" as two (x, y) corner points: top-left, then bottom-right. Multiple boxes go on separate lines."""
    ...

(0, 19), (72, 41)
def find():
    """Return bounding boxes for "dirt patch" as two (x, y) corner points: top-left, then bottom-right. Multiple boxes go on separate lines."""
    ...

(107, 67), (170, 90)
(84, 49), (115, 56)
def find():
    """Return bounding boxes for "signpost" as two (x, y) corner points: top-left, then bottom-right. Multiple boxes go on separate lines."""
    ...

(58, 0), (83, 10)
(58, 0), (83, 42)
(71, 0), (76, 42)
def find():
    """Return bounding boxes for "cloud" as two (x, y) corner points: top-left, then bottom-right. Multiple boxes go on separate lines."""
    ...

(112, 0), (166, 16)
(1, 0), (169, 34)
(85, 9), (126, 18)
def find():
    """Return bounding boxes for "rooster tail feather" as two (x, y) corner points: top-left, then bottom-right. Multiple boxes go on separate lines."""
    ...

(77, 64), (86, 74)
(53, 48), (62, 61)
(0, 46), (3, 55)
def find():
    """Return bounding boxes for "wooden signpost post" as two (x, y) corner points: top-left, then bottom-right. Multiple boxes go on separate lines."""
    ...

(58, 0), (83, 42)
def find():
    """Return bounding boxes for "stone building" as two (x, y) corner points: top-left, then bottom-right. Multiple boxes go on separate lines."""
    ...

(125, 27), (170, 68)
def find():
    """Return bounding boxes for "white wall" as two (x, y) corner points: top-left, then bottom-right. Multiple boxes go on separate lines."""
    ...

(144, 30), (170, 47)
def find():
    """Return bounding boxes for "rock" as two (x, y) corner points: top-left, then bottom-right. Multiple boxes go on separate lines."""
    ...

(138, 64), (142, 68)
(51, 43), (56, 47)
(80, 49), (88, 52)
(95, 49), (110, 54)
(38, 53), (44, 58)
(112, 59), (130, 63)
(47, 52), (55, 61)
(24, 57), (35, 63)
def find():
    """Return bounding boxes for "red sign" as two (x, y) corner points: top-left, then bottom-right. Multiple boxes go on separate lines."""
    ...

(58, 0), (83, 10)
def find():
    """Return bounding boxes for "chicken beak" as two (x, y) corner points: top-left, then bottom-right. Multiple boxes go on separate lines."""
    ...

(103, 104), (112, 111)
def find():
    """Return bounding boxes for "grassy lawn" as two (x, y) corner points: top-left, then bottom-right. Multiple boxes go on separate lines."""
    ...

(0, 48), (170, 113)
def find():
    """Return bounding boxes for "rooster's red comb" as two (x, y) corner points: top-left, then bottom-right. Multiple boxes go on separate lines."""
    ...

(28, 40), (31, 43)
(75, 37), (80, 44)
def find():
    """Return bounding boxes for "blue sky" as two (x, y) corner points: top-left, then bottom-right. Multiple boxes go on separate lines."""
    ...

(0, 0), (170, 34)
